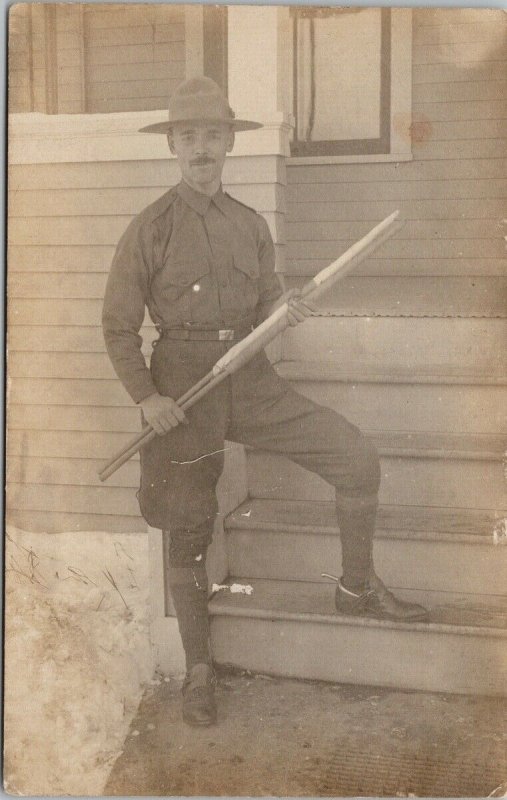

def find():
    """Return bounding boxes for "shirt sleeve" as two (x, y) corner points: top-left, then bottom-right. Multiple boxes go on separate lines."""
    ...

(102, 216), (158, 404)
(255, 214), (283, 324)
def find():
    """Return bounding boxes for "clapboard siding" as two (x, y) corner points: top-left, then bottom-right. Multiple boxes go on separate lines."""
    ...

(8, 429), (140, 460)
(414, 20), (505, 46)
(8, 248), (115, 272)
(8, 377), (133, 408)
(8, 4), (32, 113)
(413, 61), (507, 84)
(9, 276), (507, 320)
(289, 179), (506, 203)
(8, 511), (145, 534)
(288, 259), (506, 278)
(83, 5), (185, 113)
(7, 484), (141, 517)
(9, 157), (283, 190)
(8, 325), (154, 352)
(8, 406), (141, 434)
(9, 183), (284, 221)
(287, 9), (507, 287)
(6, 134), (151, 543)
(7, 457), (140, 489)
(7, 146), (286, 530)
(413, 42), (506, 66)
(9, 6), (506, 534)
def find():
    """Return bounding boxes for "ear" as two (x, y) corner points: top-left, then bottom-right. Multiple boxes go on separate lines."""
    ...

(226, 129), (235, 153)
(167, 131), (176, 155)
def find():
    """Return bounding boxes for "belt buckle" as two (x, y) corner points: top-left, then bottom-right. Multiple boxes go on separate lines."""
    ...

(219, 329), (234, 341)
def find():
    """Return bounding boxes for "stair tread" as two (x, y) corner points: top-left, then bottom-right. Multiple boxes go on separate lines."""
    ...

(209, 578), (507, 635)
(276, 360), (507, 386)
(372, 431), (505, 459)
(226, 499), (505, 540)
(252, 430), (506, 460)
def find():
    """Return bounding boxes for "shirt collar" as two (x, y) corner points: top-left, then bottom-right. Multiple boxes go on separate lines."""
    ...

(177, 180), (226, 216)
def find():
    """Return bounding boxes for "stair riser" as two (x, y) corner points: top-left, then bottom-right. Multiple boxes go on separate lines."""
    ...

(226, 529), (507, 595)
(282, 318), (507, 370)
(210, 616), (507, 695)
(286, 381), (507, 434)
(247, 451), (507, 509)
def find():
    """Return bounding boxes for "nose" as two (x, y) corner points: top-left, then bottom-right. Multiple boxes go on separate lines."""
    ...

(193, 132), (208, 155)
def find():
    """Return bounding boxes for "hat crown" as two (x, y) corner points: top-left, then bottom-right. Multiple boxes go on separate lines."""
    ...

(168, 76), (235, 126)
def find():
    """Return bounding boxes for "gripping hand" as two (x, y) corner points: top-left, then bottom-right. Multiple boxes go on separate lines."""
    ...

(140, 392), (188, 435)
(271, 288), (316, 327)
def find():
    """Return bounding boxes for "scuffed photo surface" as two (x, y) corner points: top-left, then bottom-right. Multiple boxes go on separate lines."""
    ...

(6, 3), (507, 795)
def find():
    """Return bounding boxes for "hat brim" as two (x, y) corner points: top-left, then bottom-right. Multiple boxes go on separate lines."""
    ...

(139, 117), (263, 134)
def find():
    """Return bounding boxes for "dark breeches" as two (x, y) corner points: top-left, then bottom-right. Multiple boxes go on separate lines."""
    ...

(138, 339), (381, 563)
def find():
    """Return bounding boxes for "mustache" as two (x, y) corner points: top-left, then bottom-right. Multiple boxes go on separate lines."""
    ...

(190, 157), (215, 166)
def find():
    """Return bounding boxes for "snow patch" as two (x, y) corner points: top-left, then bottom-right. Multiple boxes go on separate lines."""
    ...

(212, 582), (254, 595)
(4, 526), (153, 796)
(493, 518), (507, 546)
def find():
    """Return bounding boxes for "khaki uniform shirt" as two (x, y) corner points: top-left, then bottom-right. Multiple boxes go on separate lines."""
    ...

(102, 180), (282, 403)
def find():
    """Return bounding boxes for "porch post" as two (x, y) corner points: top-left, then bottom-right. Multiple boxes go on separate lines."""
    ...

(225, 6), (294, 279)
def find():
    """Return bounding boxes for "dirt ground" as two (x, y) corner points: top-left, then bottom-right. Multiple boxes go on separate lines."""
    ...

(104, 667), (507, 797)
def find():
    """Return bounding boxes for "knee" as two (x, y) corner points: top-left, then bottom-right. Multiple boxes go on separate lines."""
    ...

(165, 525), (212, 568)
(347, 435), (381, 497)
(138, 477), (218, 531)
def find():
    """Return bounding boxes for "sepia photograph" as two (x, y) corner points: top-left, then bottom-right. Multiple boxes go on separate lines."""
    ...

(5, 2), (507, 796)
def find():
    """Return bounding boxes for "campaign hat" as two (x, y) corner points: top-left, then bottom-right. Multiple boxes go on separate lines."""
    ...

(139, 76), (262, 133)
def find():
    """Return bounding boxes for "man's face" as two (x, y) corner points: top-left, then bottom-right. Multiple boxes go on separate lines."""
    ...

(168, 121), (235, 192)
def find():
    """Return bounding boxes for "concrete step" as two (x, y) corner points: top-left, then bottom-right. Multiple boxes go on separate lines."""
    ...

(225, 499), (507, 596)
(274, 361), (507, 434)
(281, 317), (507, 371)
(209, 578), (507, 695)
(247, 432), (507, 509)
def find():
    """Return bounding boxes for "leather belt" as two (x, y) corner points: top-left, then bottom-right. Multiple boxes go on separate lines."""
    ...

(156, 324), (253, 342)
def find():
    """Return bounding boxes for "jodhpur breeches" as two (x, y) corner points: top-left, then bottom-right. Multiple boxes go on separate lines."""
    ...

(138, 338), (381, 582)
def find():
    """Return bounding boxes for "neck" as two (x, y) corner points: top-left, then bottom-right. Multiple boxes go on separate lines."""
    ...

(183, 177), (221, 197)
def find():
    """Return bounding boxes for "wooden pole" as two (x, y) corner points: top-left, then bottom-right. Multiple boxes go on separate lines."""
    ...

(98, 211), (401, 481)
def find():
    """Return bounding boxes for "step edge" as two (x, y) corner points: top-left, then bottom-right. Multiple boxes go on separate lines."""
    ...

(225, 520), (498, 546)
(226, 500), (506, 540)
(275, 361), (507, 386)
(246, 441), (507, 462)
(209, 601), (507, 639)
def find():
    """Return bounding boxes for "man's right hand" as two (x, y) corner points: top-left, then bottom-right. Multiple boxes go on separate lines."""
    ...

(140, 392), (188, 435)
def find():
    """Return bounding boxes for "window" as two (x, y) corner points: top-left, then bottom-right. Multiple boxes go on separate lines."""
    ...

(291, 7), (410, 160)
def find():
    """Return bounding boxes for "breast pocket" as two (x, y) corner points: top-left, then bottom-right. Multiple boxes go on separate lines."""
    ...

(233, 247), (260, 282)
(158, 257), (211, 323)
(232, 243), (260, 312)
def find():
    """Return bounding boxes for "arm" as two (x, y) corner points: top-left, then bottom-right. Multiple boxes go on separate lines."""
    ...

(254, 215), (284, 324)
(102, 217), (157, 404)
(254, 215), (313, 327)
(102, 218), (187, 432)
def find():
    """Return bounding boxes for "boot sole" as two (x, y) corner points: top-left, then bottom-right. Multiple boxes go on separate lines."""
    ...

(335, 606), (429, 623)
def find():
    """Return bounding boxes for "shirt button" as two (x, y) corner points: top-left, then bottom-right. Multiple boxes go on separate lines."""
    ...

(192, 283), (200, 292)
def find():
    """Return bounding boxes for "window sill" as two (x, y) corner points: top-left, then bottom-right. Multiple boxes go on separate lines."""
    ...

(288, 152), (413, 166)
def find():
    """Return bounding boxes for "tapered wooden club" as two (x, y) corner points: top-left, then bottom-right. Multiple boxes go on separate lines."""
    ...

(98, 211), (401, 482)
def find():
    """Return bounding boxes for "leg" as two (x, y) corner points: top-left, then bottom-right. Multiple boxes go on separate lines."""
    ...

(138, 340), (231, 723)
(229, 355), (427, 621)
(229, 354), (380, 590)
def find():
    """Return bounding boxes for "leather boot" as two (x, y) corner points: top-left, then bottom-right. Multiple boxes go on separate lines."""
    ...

(182, 663), (217, 726)
(331, 572), (428, 622)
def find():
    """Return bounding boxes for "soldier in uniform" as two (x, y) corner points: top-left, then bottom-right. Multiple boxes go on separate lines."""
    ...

(103, 77), (427, 727)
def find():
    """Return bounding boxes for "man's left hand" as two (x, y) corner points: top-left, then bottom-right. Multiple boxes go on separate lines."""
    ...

(272, 289), (316, 327)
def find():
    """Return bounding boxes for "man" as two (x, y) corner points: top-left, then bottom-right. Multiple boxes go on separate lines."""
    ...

(103, 77), (427, 727)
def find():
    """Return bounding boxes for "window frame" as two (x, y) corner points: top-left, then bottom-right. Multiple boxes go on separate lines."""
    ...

(289, 7), (412, 165)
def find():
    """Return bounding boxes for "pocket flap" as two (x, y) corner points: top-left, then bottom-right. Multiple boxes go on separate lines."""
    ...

(233, 243), (260, 279)
(163, 257), (210, 287)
